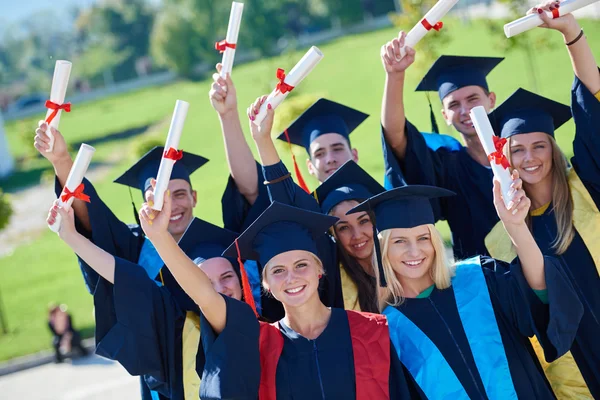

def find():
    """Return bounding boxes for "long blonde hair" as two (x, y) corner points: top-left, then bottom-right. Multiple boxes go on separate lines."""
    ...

(504, 135), (574, 254)
(374, 224), (454, 311)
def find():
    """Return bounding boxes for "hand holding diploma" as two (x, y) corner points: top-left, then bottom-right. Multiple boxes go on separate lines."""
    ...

(253, 46), (324, 126)
(216, 2), (244, 78)
(44, 60), (72, 152)
(469, 106), (515, 209)
(152, 100), (189, 211)
(381, 31), (416, 75)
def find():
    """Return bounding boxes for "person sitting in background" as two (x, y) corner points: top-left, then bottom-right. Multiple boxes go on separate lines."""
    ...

(47, 303), (88, 363)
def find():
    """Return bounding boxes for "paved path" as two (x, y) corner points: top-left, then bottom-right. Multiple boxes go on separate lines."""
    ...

(0, 354), (140, 400)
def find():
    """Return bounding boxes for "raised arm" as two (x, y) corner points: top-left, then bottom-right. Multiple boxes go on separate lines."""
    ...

(533, 1), (600, 95)
(210, 64), (259, 205)
(139, 186), (227, 333)
(247, 95), (280, 167)
(35, 123), (91, 232)
(492, 170), (545, 290)
(381, 31), (416, 160)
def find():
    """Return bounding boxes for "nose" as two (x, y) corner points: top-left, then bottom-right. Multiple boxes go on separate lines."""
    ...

(406, 242), (421, 258)
(324, 151), (335, 165)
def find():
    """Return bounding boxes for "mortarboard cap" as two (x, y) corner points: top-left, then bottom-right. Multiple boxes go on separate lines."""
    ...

(276, 98), (369, 154)
(416, 55), (504, 101)
(488, 88), (572, 139)
(188, 220), (239, 266)
(222, 202), (338, 269)
(313, 160), (385, 215)
(113, 146), (209, 197)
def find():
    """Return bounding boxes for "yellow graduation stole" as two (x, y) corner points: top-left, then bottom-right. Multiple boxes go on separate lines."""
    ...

(182, 312), (202, 400)
(485, 168), (599, 399)
(340, 263), (361, 311)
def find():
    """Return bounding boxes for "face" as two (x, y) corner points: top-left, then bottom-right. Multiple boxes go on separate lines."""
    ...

(441, 86), (496, 137)
(509, 132), (553, 187)
(146, 179), (197, 238)
(263, 250), (322, 308)
(199, 257), (242, 300)
(307, 133), (358, 182)
(331, 200), (374, 263)
(386, 225), (435, 282)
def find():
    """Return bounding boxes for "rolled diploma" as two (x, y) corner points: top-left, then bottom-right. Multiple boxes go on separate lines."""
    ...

(470, 106), (514, 208)
(398, 0), (459, 59)
(220, 2), (244, 78)
(152, 100), (189, 211)
(45, 60), (72, 152)
(253, 46), (324, 126)
(504, 0), (598, 38)
(49, 143), (95, 233)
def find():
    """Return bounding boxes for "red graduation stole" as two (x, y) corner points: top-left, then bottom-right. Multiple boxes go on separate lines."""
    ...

(258, 310), (390, 400)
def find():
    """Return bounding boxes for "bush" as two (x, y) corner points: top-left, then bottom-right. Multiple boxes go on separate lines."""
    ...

(0, 189), (13, 232)
(133, 137), (165, 159)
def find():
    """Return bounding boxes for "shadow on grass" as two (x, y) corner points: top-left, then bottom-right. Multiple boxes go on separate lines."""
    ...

(72, 124), (150, 148)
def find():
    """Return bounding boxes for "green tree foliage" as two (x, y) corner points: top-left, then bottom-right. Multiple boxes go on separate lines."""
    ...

(0, 189), (12, 232)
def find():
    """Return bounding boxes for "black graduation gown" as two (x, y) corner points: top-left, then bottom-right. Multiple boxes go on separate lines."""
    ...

(389, 256), (582, 399)
(381, 124), (498, 260)
(528, 73), (600, 396)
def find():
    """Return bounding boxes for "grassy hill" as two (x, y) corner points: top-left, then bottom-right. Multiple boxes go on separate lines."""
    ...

(0, 18), (598, 361)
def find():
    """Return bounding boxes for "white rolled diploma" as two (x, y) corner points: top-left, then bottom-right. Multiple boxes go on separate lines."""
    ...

(470, 106), (514, 208)
(49, 144), (95, 233)
(45, 60), (72, 153)
(220, 2), (244, 78)
(152, 100), (190, 211)
(253, 46), (324, 126)
(398, 0), (459, 59)
(504, 0), (598, 38)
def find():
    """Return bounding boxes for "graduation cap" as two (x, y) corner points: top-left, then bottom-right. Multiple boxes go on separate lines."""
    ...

(114, 146), (209, 197)
(488, 88), (572, 139)
(313, 160), (385, 215)
(347, 185), (455, 287)
(416, 55), (504, 133)
(275, 99), (369, 193)
(188, 220), (239, 265)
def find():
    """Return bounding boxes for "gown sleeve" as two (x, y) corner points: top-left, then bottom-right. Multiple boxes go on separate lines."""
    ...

(221, 161), (272, 232)
(570, 68), (600, 195)
(262, 161), (320, 212)
(481, 255), (584, 362)
(93, 257), (185, 398)
(199, 295), (261, 400)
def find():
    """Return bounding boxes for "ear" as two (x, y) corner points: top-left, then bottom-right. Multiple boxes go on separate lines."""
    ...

(441, 108), (452, 127)
(351, 148), (358, 163)
(306, 157), (317, 177)
(191, 190), (198, 207)
(488, 91), (497, 110)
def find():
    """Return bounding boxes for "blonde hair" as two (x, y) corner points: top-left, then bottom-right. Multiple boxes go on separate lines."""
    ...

(261, 252), (324, 289)
(504, 135), (574, 254)
(374, 224), (454, 311)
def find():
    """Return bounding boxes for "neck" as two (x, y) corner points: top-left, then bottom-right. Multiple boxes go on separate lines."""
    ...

(169, 217), (194, 243)
(357, 255), (374, 276)
(397, 274), (435, 298)
(462, 133), (490, 167)
(524, 177), (553, 209)
(282, 295), (331, 340)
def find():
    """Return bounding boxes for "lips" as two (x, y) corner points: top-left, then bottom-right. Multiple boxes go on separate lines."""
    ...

(461, 119), (473, 128)
(170, 213), (183, 222)
(523, 165), (541, 172)
(402, 258), (425, 268)
(284, 285), (306, 295)
(351, 241), (367, 250)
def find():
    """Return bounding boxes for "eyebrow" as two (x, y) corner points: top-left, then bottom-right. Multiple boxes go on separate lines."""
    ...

(391, 233), (430, 240)
(172, 189), (188, 195)
(466, 94), (480, 101)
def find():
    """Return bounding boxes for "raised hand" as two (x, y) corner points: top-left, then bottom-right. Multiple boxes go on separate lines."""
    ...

(209, 63), (238, 116)
(380, 31), (416, 76)
(528, 0), (580, 39)
(139, 179), (172, 241)
(34, 121), (71, 166)
(47, 200), (77, 240)
(493, 169), (531, 227)
(247, 95), (274, 143)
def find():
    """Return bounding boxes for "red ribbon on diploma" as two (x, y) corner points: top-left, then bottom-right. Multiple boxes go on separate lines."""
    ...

(276, 68), (295, 94)
(164, 147), (183, 161)
(421, 18), (443, 31)
(551, 8), (560, 18)
(45, 100), (71, 125)
(488, 136), (510, 169)
(215, 40), (236, 53)
(61, 183), (91, 203)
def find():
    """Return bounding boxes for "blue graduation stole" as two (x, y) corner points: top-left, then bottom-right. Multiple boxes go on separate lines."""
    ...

(138, 238), (165, 286)
(385, 257), (518, 400)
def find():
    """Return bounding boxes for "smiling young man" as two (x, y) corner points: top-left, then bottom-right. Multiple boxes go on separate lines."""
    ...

(380, 31), (505, 260)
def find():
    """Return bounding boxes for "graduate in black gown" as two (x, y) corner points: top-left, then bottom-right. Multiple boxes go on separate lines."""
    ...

(47, 200), (244, 399)
(484, 5), (600, 396)
(347, 181), (584, 399)
(380, 31), (506, 259)
(137, 196), (415, 400)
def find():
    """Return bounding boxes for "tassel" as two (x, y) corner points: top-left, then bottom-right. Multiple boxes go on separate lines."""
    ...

(235, 239), (259, 318)
(369, 205), (387, 287)
(128, 187), (142, 228)
(427, 92), (440, 134)
(283, 129), (310, 193)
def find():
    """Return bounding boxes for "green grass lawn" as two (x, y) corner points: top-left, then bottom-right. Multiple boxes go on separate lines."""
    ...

(0, 18), (598, 361)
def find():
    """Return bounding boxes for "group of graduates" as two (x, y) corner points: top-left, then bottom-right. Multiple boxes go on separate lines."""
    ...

(35, 2), (599, 399)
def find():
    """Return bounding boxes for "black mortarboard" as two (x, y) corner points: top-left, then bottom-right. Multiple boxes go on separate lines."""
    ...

(222, 202), (338, 268)
(113, 146), (209, 197)
(188, 220), (239, 266)
(313, 160), (385, 215)
(347, 185), (455, 287)
(276, 98), (369, 154)
(488, 88), (572, 139)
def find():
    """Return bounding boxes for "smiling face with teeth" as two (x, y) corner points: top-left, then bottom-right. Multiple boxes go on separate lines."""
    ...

(507, 132), (553, 188)
(145, 179), (197, 242)
(330, 200), (374, 270)
(385, 225), (436, 286)
(441, 86), (496, 138)
(307, 133), (358, 183)
(262, 250), (323, 308)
